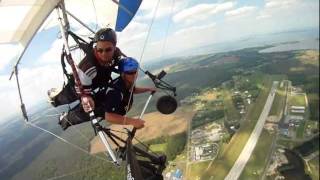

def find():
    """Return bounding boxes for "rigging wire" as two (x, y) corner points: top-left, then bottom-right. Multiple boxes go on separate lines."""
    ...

(50, 105), (91, 142)
(46, 165), (100, 180)
(26, 121), (109, 162)
(45, 162), (121, 180)
(25, 106), (104, 166)
(160, 0), (176, 58)
(121, 0), (162, 140)
(91, 0), (99, 31)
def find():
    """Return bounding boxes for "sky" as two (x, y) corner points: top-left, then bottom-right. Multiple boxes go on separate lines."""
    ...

(0, 0), (319, 123)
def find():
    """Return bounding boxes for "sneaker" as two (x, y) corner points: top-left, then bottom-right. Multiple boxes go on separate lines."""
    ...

(47, 88), (62, 107)
(48, 88), (62, 99)
(59, 112), (70, 130)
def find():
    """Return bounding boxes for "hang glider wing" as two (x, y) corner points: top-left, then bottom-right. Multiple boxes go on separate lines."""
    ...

(0, 0), (142, 72)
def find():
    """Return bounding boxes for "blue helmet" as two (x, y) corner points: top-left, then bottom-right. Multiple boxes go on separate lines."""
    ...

(119, 57), (139, 73)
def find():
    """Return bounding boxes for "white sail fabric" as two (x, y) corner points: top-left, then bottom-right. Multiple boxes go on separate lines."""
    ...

(0, 0), (61, 46)
(64, 0), (119, 31)
(0, 0), (142, 70)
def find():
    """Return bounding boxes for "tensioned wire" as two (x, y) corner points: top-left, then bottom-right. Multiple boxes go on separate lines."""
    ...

(160, 0), (176, 59)
(121, 0), (161, 140)
(25, 111), (116, 180)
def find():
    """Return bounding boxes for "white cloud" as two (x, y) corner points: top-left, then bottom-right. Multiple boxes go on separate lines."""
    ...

(0, 44), (23, 71)
(254, 0), (319, 32)
(173, 2), (234, 24)
(258, 0), (307, 20)
(225, 6), (257, 18)
(132, 23), (218, 61)
(37, 39), (63, 65)
(135, 0), (187, 21)
(265, 0), (299, 9)
(175, 23), (216, 36)
(256, 14), (271, 20)
(0, 63), (64, 122)
(139, 0), (158, 11)
(117, 22), (149, 57)
(121, 22), (149, 35)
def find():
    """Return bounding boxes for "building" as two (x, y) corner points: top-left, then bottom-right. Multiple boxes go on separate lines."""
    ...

(290, 106), (305, 114)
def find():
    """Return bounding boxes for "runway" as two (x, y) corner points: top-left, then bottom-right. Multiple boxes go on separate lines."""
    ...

(224, 81), (278, 180)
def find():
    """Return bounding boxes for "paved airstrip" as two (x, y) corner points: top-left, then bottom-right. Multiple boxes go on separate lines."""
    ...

(224, 81), (278, 180)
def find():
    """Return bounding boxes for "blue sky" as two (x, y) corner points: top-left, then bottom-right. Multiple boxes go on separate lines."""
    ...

(0, 0), (319, 123)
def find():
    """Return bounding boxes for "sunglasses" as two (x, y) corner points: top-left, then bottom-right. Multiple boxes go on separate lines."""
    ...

(96, 47), (113, 53)
(124, 71), (137, 75)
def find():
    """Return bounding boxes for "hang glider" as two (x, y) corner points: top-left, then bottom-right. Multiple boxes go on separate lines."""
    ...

(1, 0), (179, 180)
(0, 0), (143, 122)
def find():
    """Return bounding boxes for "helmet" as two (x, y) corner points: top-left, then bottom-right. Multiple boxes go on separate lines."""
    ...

(119, 57), (139, 73)
(94, 28), (117, 45)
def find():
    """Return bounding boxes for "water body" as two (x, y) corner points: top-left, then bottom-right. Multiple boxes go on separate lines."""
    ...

(278, 149), (312, 180)
(176, 28), (320, 57)
(259, 39), (319, 53)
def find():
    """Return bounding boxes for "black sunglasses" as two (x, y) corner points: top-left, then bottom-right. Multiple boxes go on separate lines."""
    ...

(96, 47), (113, 53)
(124, 71), (137, 75)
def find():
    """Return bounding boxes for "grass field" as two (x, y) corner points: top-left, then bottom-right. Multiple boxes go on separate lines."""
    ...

(239, 130), (275, 180)
(188, 161), (211, 180)
(269, 80), (287, 116)
(197, 75), (274, 179)
(296, 120), (307, 139)
(277, 138), (302, 149)
(150, 143), (167, 153)
(288, 94), (306, 107)
(90, 105), (194, 154)
(305, 120), (319, 137)
(221, 89), (240, 123)
(297, 50), (319, 67)
(165, 149), (187, 178)
(306, 93), (319, 121)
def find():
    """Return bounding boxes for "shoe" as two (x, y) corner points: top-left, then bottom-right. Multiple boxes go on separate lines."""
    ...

(47, 88), (62, 107)
(59, 112), (70, 130)
(48, 88), (62, 99)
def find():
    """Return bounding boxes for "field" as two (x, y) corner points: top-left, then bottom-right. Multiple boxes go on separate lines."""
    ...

(196, 75), (274, 180)
(288, 94), (306, 107)
(239, 130), (275, 180)
(296, 120), (307, 139)
(90, 105), (195, 154)
(4, 46), (318, 180)
(188, 161), (211, 180)
(221, 89), (240, 124)
(150, 143), (167, 153)
(269, 80), (287, 116)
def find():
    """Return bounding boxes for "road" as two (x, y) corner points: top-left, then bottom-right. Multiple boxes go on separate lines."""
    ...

(224, 81), (278, 180)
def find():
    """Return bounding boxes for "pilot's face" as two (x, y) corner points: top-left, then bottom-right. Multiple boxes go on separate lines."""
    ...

(95, 41), (115, 64)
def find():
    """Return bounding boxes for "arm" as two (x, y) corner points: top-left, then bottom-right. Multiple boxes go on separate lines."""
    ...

(133, 86), (156, 94)
(105, 112), (145, 129)
(103, 89), (145, 129)
(77, 59), (97, 111)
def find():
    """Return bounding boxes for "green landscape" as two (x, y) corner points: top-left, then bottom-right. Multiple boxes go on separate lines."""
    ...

(1, 43), (318, 180)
